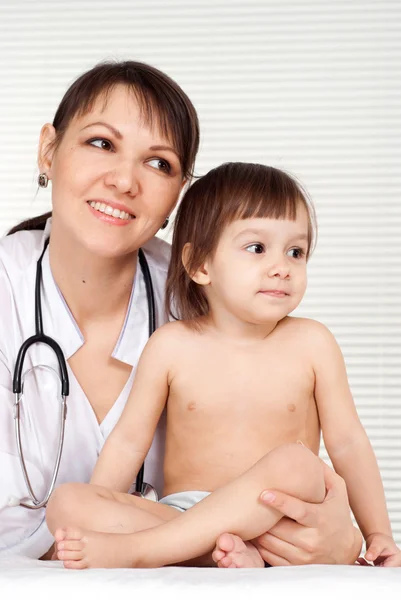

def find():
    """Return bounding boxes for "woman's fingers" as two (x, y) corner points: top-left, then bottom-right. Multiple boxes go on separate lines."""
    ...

(260, 490), (318, 528)
(254, 531), (310, 566)
(258, 464), (361, 565)
(253, 545), (292, 567)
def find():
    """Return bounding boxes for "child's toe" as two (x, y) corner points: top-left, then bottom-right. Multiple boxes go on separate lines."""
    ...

(64, 527), (85, 540)
(63, 559), (87, 570)
(212, 548), (225, 562)
(216, 533), (236, 553)
(54, 528), (67, 543)
(58, 550), (84, 562)
(58, 540), (84, 552)
(219, 555), (234, 568)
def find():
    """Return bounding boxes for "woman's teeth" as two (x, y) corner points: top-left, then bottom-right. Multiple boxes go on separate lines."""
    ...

(88, 201), (133, 220)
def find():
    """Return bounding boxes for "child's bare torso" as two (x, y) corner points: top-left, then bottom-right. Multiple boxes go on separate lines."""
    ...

(162, 316), (320, 496)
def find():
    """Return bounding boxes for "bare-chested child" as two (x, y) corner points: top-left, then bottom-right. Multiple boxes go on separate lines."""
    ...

(46, 162), (398, 569)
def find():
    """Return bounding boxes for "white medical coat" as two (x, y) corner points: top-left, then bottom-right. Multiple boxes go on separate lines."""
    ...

(0, 219), (170, 557)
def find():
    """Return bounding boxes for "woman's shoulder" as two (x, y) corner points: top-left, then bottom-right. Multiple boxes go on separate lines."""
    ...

(141, 235), (171, 274)
(0, 228), (46, 275)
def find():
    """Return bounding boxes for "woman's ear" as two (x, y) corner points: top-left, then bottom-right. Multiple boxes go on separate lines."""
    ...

(182, 243), (211, 286)
(37, 124), (57, 177)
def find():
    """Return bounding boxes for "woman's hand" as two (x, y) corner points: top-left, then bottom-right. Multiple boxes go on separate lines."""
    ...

(254, 461), (363, 566)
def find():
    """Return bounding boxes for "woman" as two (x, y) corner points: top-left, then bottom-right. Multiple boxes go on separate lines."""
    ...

(0, 60), (364, 565)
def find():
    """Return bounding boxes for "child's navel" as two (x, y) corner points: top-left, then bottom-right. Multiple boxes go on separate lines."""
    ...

(287, 403), (296, 412)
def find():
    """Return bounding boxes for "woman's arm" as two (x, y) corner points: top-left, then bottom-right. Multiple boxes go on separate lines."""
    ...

(90, 326), (171, 492)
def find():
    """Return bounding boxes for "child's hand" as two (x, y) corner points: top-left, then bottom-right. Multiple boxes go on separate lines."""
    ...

(365, 533), (400, 566)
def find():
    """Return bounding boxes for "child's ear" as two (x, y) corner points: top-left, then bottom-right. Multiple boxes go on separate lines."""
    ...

(182, 243), (211, 286)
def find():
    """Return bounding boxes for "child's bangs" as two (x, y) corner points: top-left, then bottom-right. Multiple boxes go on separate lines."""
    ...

(232, 191), (300, 223)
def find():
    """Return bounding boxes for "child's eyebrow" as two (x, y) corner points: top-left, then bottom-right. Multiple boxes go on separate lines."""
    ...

(233, 228), (267, 241)
(233, 229), (309, 243)
(288, 233), (309, 244)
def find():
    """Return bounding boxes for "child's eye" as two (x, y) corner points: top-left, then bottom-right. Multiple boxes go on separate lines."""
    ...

(287, 247), (305, 259)
(87, 138), (114, 152)
(245, 243), (265, 254)
(147, 158), (172, 174)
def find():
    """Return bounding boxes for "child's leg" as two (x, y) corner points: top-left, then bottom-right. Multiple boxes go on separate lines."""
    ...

(57, 443), (326, 569)
(46, 482), (181, 537)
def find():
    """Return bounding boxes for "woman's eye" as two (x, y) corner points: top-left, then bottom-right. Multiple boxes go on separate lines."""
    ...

(288, 247), (305, 259)
(147, 158), (172, 174)
(245, 243), (264, 254)
(88, 138), (113, 151)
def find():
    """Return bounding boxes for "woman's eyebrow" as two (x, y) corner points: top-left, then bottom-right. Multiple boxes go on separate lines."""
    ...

(150, 145), (180, 159)
(79, 124), (179, 158)
(81, 121), (122, 139)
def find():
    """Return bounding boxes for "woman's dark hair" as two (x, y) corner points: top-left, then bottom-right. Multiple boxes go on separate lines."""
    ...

(8, 60), (200, 236)
(166, 162), (316, 322)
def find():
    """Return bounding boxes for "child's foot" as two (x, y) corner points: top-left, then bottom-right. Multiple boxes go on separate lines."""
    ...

(212, 533), (264, 568)
(54, 527), (136, 569)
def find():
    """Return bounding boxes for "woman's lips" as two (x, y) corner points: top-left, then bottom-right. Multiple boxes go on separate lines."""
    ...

(87, 201), (135, 226)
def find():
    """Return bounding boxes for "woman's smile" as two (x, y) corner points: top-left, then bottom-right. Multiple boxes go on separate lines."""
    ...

(87, 200), (135, 225)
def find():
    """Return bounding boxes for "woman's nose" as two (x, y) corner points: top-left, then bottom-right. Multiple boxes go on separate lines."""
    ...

(104, 161), (139, 196)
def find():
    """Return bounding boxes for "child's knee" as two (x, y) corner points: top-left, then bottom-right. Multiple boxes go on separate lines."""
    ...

(46, 482), (86, 532)
(266, 443), (325, 503)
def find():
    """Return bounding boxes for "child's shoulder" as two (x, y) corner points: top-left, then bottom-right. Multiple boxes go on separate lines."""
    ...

(148, 320), (198, 347)
(280, 316), (337, 346)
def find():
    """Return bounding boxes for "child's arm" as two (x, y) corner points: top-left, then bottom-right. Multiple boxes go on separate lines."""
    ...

(309, 320), (398, 561)
(90, 325), (172, 493)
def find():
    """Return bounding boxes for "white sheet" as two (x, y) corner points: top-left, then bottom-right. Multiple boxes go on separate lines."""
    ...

(0, 556), (400, 600)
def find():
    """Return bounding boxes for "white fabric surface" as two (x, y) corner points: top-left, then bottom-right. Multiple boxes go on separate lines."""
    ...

(0, 556), (400, 600)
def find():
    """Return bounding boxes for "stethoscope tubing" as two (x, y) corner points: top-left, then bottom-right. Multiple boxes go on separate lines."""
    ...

(136, 248), (156, 495)
(11, 242), (155, 509)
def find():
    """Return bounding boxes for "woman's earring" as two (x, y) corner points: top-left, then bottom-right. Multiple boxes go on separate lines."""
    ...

(160, 217), (169, 230)
(38, 173), (49, 188)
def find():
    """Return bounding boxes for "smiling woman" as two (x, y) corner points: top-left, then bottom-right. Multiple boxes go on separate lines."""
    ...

(39, 84), (186, 259)
(0, 61), (199, 558)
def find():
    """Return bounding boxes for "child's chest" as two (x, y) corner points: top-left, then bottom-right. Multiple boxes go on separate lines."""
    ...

(168, 345), (315, 432)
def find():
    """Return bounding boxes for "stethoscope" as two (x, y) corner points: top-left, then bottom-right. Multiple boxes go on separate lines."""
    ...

(9, 238), (158, 510)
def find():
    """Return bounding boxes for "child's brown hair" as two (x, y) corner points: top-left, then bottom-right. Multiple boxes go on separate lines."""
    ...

(166, 162), (316, 322)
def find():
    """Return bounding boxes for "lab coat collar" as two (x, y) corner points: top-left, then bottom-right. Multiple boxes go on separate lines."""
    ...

(40, 220), (84, 361)
(111, 259), (149, 367)
(40, 219), (149, 367)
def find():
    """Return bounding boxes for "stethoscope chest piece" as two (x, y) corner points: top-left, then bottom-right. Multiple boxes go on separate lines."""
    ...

(132, 482), (159, 502)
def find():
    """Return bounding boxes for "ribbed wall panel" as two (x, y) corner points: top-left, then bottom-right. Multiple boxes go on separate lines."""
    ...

(1, 0), (400, 546)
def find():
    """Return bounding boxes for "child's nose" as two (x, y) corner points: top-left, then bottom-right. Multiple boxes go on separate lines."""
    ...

(267, 257), (290, 279)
